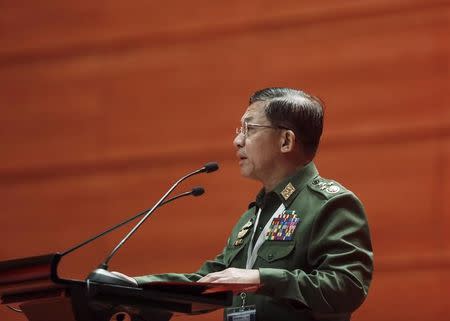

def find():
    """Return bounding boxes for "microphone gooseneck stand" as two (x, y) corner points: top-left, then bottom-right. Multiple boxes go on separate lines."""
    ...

(61, 187), (204, 257)
(86, 162), (218, 287)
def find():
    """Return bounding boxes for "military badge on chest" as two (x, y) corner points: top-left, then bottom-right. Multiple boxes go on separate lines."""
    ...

(265, 210), (300, 241)
(234, 219), (253, 246)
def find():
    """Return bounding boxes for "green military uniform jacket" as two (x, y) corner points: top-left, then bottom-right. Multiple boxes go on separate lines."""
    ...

(135, 162), (373, 321)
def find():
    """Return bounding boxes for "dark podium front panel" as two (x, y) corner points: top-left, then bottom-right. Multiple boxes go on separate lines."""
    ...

(0, 254), (258, 321)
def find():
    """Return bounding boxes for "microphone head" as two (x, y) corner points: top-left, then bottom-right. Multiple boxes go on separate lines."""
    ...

(191, 186), (205, 196)
(203, 162), (219, 173)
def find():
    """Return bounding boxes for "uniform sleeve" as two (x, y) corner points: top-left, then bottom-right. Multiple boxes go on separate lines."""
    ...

(258, 194), (373, 314)
(134, 246), (229, 285)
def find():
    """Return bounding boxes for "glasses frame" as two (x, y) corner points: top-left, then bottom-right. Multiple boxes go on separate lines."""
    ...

(235, 121), (288, 138)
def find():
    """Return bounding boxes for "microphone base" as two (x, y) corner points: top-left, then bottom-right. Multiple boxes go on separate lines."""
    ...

(86, 268), (139, 287)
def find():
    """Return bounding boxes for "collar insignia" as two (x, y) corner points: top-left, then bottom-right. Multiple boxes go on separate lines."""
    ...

(281, 182), (295, 200)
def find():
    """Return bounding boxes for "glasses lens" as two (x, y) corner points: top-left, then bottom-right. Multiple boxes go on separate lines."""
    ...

(236, 124), (247, 136)
(236, 122), (252, 137)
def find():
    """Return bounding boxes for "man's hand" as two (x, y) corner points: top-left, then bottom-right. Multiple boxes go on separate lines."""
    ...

(197, 268), (260, 284)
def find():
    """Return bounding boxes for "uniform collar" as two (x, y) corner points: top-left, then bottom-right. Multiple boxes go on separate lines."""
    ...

(253, 162), (319, 209)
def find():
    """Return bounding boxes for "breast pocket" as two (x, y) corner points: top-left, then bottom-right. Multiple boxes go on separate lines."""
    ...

(256, 241), (296, 268)
(224, 244), (247, 267)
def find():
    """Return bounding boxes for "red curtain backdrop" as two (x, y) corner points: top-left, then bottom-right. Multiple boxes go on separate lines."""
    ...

(1, 1), (449, 320)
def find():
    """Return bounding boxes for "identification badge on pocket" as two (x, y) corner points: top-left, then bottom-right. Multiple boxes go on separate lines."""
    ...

(224, 306), (256, 321)
(224, 292), (256, 321)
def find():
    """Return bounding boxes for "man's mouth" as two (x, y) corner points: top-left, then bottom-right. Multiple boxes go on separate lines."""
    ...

(237, 152), (247, 160)
(237, 152), (247, 163)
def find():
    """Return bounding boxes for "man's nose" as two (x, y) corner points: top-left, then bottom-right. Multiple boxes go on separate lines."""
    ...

(233, 133), (245, 148)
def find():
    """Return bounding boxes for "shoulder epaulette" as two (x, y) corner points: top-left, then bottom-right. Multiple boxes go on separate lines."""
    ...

(307, 176), (347, 199)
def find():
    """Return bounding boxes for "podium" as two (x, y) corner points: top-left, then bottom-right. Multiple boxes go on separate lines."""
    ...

(0, 253), (240, 321)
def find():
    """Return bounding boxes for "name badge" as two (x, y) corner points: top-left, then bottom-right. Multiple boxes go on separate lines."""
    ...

(225, 292), (256, 321)
(225, 306), (256, 321)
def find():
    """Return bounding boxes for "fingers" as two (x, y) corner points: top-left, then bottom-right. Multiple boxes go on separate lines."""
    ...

(198, 271), (226, 283)
(197, 268), (260, 284)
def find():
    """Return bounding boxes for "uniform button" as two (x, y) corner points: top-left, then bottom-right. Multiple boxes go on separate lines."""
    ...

(258, 226), (263, 230)
(267, 253), (273, 260)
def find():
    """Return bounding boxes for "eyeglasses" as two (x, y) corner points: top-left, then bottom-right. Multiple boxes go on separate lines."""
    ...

(235, 121), (287, 137)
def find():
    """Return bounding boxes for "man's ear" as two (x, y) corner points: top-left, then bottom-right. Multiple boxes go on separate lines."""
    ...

(280, 130), (296, 153)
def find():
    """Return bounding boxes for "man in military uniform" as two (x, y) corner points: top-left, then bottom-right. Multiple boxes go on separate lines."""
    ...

(120, 88), (373, 321)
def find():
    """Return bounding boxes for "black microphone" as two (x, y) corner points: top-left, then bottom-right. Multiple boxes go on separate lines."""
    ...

(86, 162), (218, 286)
(61, 187), (205, 257)
(191, 186), (205, 196)
(202, 162), (219, 173)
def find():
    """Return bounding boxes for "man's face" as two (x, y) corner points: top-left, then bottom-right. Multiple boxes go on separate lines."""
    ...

(233, 101), (282, 182)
